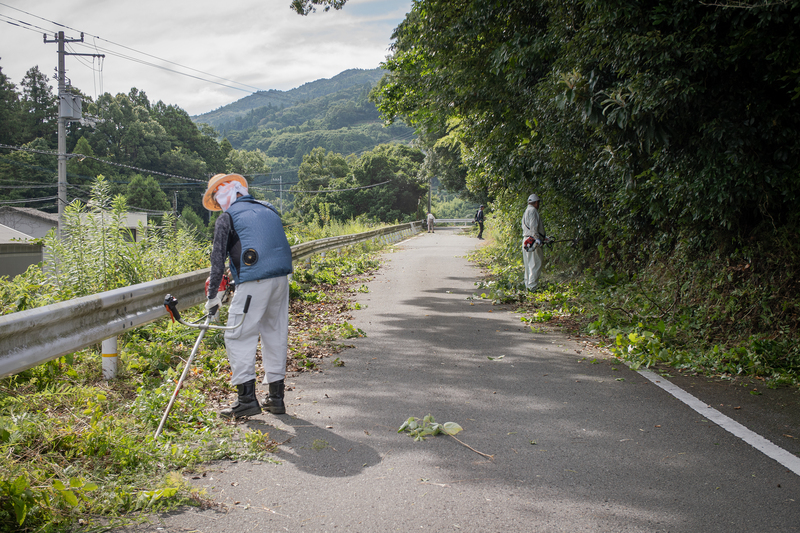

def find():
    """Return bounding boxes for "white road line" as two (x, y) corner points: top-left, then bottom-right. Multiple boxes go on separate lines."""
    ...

(638, 369), (800, 476)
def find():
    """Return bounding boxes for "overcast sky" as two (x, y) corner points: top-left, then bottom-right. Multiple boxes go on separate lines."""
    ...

(0, 0), (413, 116)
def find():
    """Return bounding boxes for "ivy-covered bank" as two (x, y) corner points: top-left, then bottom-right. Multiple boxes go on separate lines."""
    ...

(469, 234), (800, 388)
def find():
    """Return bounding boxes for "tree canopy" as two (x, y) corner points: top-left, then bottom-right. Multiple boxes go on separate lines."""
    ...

(292, 144), (426, 224)
(372, 0), (800, 259)
(290, 0), (347, 15)
(0, 76), (229, 218)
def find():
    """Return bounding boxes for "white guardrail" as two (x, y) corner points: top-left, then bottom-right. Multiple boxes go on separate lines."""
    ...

(0, 221), (425, 378)
(431, 218), (473, 224)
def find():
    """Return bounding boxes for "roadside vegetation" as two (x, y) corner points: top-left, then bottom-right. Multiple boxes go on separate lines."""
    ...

(0, 248), (380, 533)
(0, 176), (209, 316)
(469, 224), (800, 388)
(0, 180), (385, 532)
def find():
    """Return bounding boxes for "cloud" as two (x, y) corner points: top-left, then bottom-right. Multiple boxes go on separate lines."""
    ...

(0, 0), (411, 115)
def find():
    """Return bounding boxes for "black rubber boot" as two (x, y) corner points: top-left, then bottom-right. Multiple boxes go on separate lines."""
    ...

(220, 379), (261, 419)
(262, 379), (286, 414)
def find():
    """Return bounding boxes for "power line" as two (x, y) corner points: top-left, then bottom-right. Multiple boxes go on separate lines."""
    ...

(0, 146), (395, 203)
(64, 184), (164, 213)
(0, 3), (265, 95)
(0, 195), (58, 205)
(283, 180), (392, 194)
(0, 143), (207, 183)
(0, 184), (58, 189)
(0, 13), (54, 35)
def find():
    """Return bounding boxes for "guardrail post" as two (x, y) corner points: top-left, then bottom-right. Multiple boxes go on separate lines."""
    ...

(102, 337), (118, 380)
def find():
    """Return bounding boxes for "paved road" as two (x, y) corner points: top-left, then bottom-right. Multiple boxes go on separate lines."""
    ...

(122, 231), (800, 532)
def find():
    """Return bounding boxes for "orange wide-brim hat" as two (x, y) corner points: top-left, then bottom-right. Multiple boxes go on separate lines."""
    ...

(202, 173), (248, 211)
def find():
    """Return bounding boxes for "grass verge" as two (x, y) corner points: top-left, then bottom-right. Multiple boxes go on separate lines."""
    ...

(0, 242), (382, 532)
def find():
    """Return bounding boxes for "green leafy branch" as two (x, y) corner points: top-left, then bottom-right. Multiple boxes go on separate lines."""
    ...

(398, 414), (494, 459)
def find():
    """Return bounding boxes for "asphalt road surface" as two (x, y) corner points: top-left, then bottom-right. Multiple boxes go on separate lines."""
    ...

(119, 230), (800, 532)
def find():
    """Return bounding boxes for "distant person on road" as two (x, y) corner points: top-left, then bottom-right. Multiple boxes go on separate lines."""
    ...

(522, 194), (549, 291)
(203, 173), (293, 419)
(427, 212), (435, 233)
(474, 205), (485, 239)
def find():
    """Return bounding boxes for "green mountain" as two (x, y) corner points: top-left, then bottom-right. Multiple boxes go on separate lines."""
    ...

(192, 67), (415, 184)
(191, 68), (387, 129)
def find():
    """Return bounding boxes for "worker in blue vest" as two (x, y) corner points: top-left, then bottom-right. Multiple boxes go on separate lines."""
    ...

(203, 173), (293, 418)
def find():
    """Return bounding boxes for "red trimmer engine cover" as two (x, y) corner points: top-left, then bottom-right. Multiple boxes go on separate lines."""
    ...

(205, 275), (230, 298)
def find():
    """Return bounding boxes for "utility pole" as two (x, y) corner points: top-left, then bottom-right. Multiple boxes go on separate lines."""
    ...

(44, 31), (103, 237)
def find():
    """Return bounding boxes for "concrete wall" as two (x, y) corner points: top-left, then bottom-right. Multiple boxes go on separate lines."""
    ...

(78, 212), (149, 242)
(0, 244), (43, 279)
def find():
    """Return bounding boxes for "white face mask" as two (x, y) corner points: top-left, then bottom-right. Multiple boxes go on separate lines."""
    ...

(215, 181), (249, 212)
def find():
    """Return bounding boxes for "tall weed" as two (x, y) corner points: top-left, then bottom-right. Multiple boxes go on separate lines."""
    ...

(0, 176), (209, 315)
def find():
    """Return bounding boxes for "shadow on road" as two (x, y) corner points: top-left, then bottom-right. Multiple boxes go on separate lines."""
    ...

(244, 416), (382, 478)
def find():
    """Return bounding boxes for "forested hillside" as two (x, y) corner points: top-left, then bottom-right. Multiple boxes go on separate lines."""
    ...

(193, 68), (414, 182)
(0, 64), (420, 228)
(192, 68), (385, 129)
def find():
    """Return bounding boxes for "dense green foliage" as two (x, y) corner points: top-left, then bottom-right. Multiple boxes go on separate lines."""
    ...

(429, 189), (477, 219)
(292, 143), (426, 224)
(371, 0), (800, 378)
(0, 177), (209, 315)
(375, 0), (800, 245)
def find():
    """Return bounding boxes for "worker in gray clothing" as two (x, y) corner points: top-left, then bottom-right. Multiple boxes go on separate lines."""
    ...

(521, 194), (549, 291)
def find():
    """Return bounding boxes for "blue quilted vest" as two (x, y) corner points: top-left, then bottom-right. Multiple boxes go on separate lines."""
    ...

(226, 195), (293, 284)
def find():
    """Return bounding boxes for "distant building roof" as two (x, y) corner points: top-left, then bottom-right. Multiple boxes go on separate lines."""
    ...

(0, 223), (36, 244)
(0, 206), (59, 223)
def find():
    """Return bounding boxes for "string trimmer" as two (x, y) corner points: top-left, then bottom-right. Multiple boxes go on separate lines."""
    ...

(154, 285), (252, 439)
